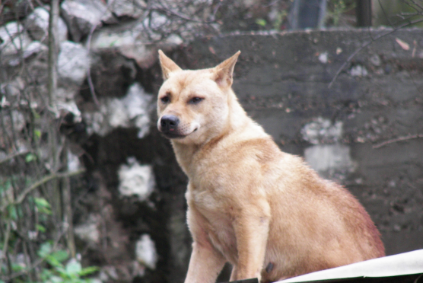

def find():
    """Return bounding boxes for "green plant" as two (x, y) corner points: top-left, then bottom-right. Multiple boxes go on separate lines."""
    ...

(273, 10), (288, 30)
(255, 18), (267, 27)
(1, 186), (92, 283)
(37, 242), (98, 283)
(325, 0), (356, 26)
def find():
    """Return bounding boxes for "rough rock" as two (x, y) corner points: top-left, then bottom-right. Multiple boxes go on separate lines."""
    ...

(80, 51), (137, 99)
(89, 19), (182, 68)
(61, 0), (116, 42)
(108, 0), (146, 18)
(318, 51), (329, 64)
(301, 117), (353, 180)
(136, 234), (158, 269)
(67, 149), (82, 172)
(0, 22), (43, 66)
(56, 87), (83, 118)
(304, 144), (356, 180)
(8, 41), (47, 67)
(56, 41), (90, 119)
(83, 83), (153, 137)
(118, 157), (154, 200)
(0, 110), (26, 144)
(350, 64), (368, 77)
(301, 117), (343, 144)
(0, 78), (25, 98)
(58, 41), (90, 86)
(0, 22), (32, 55)
(73, 214), (100, 244)
(25, 7), (68, 44)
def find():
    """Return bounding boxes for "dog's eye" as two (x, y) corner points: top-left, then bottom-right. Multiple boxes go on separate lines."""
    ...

(161, 95), (170, 104)
(188, 97), (204, 105)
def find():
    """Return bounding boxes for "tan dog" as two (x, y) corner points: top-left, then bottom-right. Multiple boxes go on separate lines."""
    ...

(156, 50), (385, 283)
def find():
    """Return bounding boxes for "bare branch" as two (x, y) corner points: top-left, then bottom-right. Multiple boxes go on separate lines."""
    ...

(378, 0), (394, 26)
(0, 169), (85, 213)
(0, 150), (29, 165)
(373, 134), (423, 149)
(403, 0), (423, 13)
(47, 0), (60, 113)
(328, 17), (423, 88)
(0, 219), (11, 273)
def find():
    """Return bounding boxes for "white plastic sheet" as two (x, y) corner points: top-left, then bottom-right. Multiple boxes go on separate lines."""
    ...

(278, 249), (423, 282)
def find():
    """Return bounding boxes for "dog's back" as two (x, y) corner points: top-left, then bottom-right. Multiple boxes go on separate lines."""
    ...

(260, 149), (384, 280)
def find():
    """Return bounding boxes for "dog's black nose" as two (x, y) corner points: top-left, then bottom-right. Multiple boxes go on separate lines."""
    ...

(160, 115), (180, 132)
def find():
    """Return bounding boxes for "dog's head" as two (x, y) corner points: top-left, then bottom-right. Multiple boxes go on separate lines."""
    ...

(157, 50), (240, 145)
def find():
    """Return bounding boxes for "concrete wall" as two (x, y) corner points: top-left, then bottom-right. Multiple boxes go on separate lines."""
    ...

(158, 28), (423, 256)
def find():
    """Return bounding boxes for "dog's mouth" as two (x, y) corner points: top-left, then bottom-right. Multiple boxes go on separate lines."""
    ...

(161, 127), (198, 139)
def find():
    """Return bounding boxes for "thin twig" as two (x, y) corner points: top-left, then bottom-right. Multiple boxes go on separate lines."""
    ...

(328, 18), (423, 88)
(63, 143), (76, 258)
(0, 150), (29, 165)
(404, 0), (423, 12)
(0, 169), (85, 212)
(86, 23), (100, 107)
(158, 6), (213, 24)
(379, 0), (394, 26)
(47, 0), (59, 114)
(373, 134), (423, 149)
(0, 220), (11, 273)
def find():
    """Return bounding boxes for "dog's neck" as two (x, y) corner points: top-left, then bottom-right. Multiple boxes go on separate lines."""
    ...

(171, 90), (250, 176)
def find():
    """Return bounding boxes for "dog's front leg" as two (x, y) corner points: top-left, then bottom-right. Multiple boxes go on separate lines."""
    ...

(185, 206), (226, 283)
(185, 241), (226, 283)
(231, 202), (270, 281)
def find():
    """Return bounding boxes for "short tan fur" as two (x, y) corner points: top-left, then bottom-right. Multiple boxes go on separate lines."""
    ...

(156, 50), (385, 283)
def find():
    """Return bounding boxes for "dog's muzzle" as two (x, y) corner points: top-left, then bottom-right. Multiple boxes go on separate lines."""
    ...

(159, 115), (183, 138)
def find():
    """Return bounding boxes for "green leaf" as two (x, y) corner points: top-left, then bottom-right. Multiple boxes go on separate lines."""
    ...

(39, 206), (52, 215)
(36, 224), (46, 232)
(32, 109), (41, 120)
(41, 268), (54, 280)
(255, 18), (267, 27)
(11, 263), (25, 272)
(34, 197), (50, 208)
(7, 205), (18, 220)
(0, 179), (11, 193)
(38, 241), (52, 258)
(109, 39), (118, 47)
(35, 198), (52, 214)
(54, 265), (67, 277)
(79, 266), (99, 276)
(65, 259), (82, 276)
(46, 254), (63, 268)
(50, 250), (69, 263)
(25, 153), (37, 163)
(47, 275), (63, 283)
(34, 129), (42, 139)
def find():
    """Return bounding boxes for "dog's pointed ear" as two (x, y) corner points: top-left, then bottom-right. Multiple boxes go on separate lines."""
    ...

(213, 51), (241, 88)
(158, 50), (182, 80)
